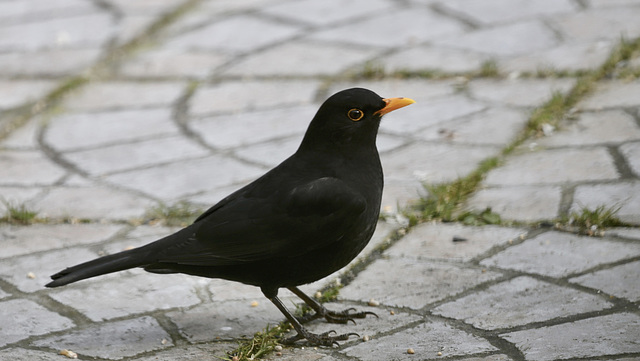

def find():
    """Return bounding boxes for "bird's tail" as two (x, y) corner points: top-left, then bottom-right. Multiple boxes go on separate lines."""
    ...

(45, 249), (147, 288)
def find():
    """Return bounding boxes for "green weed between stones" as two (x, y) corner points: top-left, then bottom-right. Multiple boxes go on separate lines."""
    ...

(221, 323), (291, 361)
(558, 204), (627, 236)
(0, 200), (39, 225)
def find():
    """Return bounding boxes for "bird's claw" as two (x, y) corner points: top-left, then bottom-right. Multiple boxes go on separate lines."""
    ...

(298, 307), (378, 325)
(282, 329), (359, 346)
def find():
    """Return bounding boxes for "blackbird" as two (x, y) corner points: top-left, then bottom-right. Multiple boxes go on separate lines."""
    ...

(46, 88), (415, 346)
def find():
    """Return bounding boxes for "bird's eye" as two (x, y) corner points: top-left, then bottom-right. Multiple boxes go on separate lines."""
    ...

(348, 108), (364, 121)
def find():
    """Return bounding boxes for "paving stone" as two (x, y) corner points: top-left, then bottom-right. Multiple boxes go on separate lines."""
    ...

(435, 21), (558, 56)
(34, 185), (155, 220)
(417, 107), (529, 146)
(0, 0), (97, 21)
(44, 108), (179, 151)
(467, 78), (575, 107)
(105, 155), (264, 201)
(440, 0), (577, 25)
(553, 7), (640, 42)
(0, 299), (75, 347)
(537, 110), (640, 147)
(0, 348), (61, 361)
(310, 8), (465, 47)
(0, 150), (66, 186)
(263, 347), (339, 361)
(453, 356), (512, 361)
(0, 223), (123, 259)
(63, 82), (185, 111)
(382, 142), (500, 184)
(433, 276), (612, 330)
(381, 178), (425, 213)
(340, 258), (502, 309)
(342, 320), (497, 360)
(328, 79), (458, 104)
(0, 117), (40, 149)
(607, 227), (640, 240)
(130, 343), (238, 361)
(0, 80), (58, 109)
(500, 41), (612, 73)
(63, 136), (210, 176)
(0, 186), (43, 213)
(207, 278), (266, 302)
(262, 0), (392, 26)
(620, 141), (640, 178)
(570, 260), (640, 302)
(222, 41), (378, 77)
(386, 223), (527, 262)
(119, 49), (229, 78)
(166, 15), (300, 53)
(380, 46), (490, 73)
(0, 48), (101, 76)
(0, 13), (114, 51)
(0, 287), (9, 299)
(49, 272), (203, 321)
(580, 80), (640, 109)
(188, 80), (319, 116)
(107, 0), (184, 15)
(234, 136), (310, 167)
(481, 231), (640, 278)
(572, 181), (640, 224)
(466, 185), (562, 222)
(165, 298), (285, 342)
(113, 14), (158, 45)
(501, 313), (640, 361)
(32, 316), (173, 360)
(190, 105), (315, 149)
(484, 147), (619, 186)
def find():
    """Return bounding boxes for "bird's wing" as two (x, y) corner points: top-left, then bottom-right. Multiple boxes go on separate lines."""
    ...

(155, 177), (367, 266)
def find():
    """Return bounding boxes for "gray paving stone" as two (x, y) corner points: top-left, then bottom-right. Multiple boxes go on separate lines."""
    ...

(165, 298), (284, 342)
(570, 260), (640, 302)
(0, 117), (39, 149)
(480, 231), (640, 278)
(107, 0), (184, 15)
(382, 142), (500, 184)
(417, 107), (529, 146)
(0, 80), (58, 109)
(0, 299), (75, 347)
(310, 8), (465, 47)
(33, 185), (155, 220)
(380, 46), (490, 73)
(386, 223), (527, 262)
(207, 278), (266, 302)
(500, 41), (612, 73)
(49, 272), (203, 321)
(340, 258), (502, 309)
(467, 78), (575, 107)
(32, 316), (173, 360)
(0, 287), (9, 299)
(433, 276), (612, 330)
(328, 79), (458, 104)
(435, 21), (558, 56)
(0, 0), (97, 21)
(222, 41), (378, 77)
(0, 13), (114, 51)
(586, 0), (640, 7)
(466, 185), (562, 222)
(0, 186), (43, 213)
(501, 313), (640, 361)
(484, 147), (619, 186)
(44, 108), (179, 151)
(607, 227), (640, 240)
(572, 181), (640, 224)
(188, 80), (319, 116)
(105, 155), (264, 201)
(0, 150), (66, 186)
(580, 80), (640, 109)
(0, 48), (101, 76)
(263, 347), (339, 361)
(113, 14), (160, 45)
(454, 356), (512, 361)
(63, 136), (209, 176)
(0, 223), (123, 259)
(342, 320), (497, 360)
(261, 0), (392, 26)
(119, 49), (229, 78)
(130, 343), (238, 361)
(233, 136), (311, 167)
(166, 15), (300, 53)
(381, 178), (426, 214)
(552, 7), (640, 42)
(190, 105), (314, 149)
(0, 245), (98, 292)
(620, 141), (640, 178)
(440, 0), (577, 25)
(0, 348), (61, 361)
(63, 81), (185, 111)
(537, 110), (640, 147)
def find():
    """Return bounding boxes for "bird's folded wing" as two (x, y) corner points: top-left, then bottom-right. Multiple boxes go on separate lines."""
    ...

(156, 177), (367, 266)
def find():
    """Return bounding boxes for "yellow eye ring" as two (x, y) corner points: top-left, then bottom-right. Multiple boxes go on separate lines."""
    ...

(348, 108), (364, 121)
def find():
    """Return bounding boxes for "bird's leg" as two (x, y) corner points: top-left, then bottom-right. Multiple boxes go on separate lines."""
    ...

(287, 286), (378, 325)
(267, 294), (358, 346)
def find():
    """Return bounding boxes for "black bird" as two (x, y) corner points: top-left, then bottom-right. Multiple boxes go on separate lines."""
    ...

(46, 88), (415, 346)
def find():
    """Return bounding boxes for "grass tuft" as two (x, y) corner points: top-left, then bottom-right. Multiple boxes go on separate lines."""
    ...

(559, 204), (627, 236)
(222, 323), (289, 361)
(0, 200), (39, 225)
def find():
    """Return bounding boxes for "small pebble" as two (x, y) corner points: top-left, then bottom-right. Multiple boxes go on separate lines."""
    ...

(390, 310), (395, 315)
(59, 349), (78, 359)
(232, 356), (239, 361)
(407, 348), (415, 354)
(437, 351), (443, 356)
(161, 339), (167, 345)
(250, 300), (259, 307)
(362, 335), (370, 342)
(315, 291), (322, 299)
(26, 272), (36, 279)
(368, 298), (379, 306)
(274, 345), (283, 352)
(275, 352), (282, 356)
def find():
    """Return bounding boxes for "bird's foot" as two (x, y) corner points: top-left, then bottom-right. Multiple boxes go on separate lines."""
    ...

(282, 329), (359, 346)
(299, 307), (378, 325)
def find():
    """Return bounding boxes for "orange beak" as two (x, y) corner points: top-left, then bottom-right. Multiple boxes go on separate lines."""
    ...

(374, 97), (416, 116)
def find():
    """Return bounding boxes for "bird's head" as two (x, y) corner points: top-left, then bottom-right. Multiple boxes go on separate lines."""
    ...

(299, 88), (415, 153)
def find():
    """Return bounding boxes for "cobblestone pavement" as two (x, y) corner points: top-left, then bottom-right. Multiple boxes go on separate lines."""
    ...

(1, 0), (640, 360)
